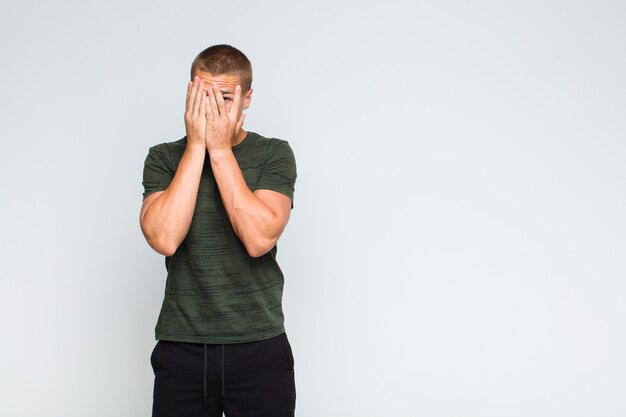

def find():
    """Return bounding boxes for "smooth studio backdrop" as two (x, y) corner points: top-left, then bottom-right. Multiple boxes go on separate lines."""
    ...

(1, 1), (625, 416)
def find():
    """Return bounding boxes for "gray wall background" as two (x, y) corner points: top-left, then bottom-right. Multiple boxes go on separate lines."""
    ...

(1, 1), (625, 416)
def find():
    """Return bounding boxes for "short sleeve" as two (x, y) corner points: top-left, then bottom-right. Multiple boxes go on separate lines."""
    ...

(142, 145), (174, 200)
(255, 140), (297, 208)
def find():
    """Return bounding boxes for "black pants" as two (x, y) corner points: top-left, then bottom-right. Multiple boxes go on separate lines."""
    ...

(151, 332), (296, 417)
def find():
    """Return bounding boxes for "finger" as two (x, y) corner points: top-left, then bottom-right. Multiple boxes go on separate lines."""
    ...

(230, 84), (244, 120)
(188, 76), (199, 113)
(204, 90), (213, 122)
(213, 84), (226, 117)
(207, 84), (220, 118)
(235, 112), (245, 131)
(193, 80), (204, 117)
(186, 80), (195, 115)
(200, 91), (208, 122)
(185, 80), (192, 108)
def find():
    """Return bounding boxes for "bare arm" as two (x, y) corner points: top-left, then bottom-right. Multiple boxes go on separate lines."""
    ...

(140, 145), (205, 255)
(204, 83), (292, 257)
(139, 77), (209, 256)
(210, 150), (292, 257)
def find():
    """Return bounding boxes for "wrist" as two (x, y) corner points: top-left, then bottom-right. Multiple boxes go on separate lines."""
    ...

(207, 147), (234, 161)
(185, 141), (207, 155)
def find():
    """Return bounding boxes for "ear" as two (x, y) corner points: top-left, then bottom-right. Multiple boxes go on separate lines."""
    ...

(242, 87), (253, 110)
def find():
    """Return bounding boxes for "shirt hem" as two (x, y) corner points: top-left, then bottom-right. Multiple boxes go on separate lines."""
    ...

(155, 325), (286, 345)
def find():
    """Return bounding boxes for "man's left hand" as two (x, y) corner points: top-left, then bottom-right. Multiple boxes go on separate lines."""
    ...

(204, 83), (245, 154)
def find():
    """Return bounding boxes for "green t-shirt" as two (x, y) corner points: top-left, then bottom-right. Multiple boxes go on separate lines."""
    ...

(142, 131), (297, 344)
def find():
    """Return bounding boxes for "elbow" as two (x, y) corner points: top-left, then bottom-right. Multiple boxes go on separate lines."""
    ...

(244, 244), (270, 258)
(243, 236), (277, 258)
(142, 227), (179, 256)
(156, 243), (178, 257)
(141, 219), (180, 257)
(147, 236), (179, 257)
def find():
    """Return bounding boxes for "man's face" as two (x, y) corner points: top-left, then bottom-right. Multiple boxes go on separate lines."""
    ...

(193, 70), (252, 114)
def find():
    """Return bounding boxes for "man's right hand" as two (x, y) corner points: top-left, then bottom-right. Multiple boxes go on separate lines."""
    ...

(184, 76), (208, 148)
(140, 76), (208, 256)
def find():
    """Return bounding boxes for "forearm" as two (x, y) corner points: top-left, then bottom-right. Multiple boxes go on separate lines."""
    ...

(141, 144), (206, 255)
(209, 150), (282, 257)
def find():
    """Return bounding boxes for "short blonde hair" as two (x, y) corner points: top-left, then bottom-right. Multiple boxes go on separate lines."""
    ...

(190, 44), (253, 92)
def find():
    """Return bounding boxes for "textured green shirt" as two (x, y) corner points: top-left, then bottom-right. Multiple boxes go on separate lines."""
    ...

(142, 131), (297, 344)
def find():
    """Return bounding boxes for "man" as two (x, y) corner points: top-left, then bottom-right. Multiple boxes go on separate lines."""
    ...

(140, 44), (297, 417)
